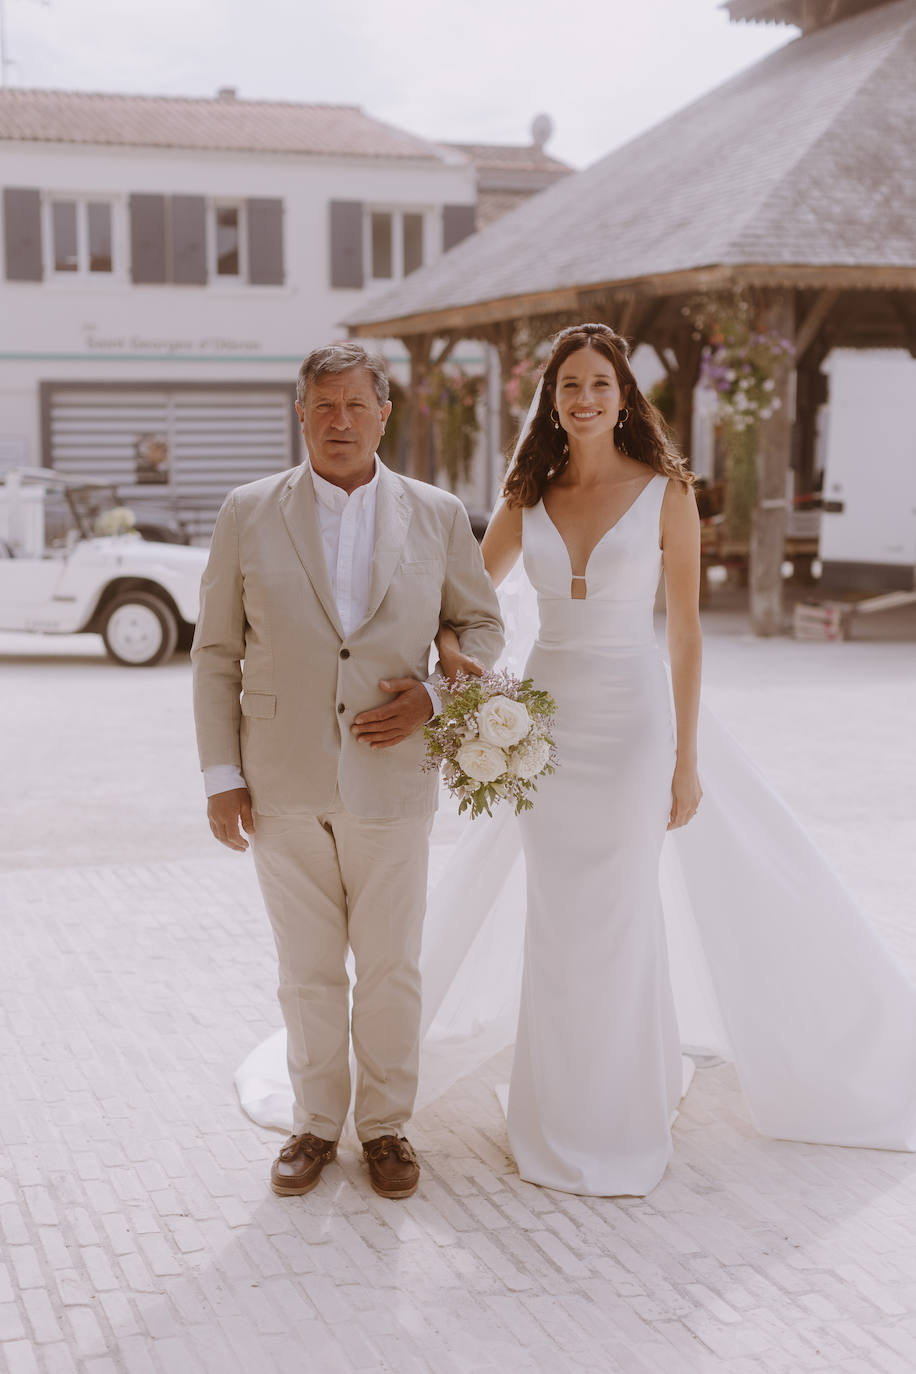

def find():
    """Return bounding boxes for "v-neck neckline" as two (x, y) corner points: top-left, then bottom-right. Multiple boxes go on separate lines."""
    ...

(541, 473), (658, 577)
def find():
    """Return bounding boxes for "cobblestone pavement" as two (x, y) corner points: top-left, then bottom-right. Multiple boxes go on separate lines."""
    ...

(3, 617), (916, 1373)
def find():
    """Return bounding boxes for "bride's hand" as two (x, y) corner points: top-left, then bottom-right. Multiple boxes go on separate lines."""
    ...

(436, 624), (484, 684)
(668, 761), (702, 830)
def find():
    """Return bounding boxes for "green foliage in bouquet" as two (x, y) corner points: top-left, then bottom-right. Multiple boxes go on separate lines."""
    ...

(423, 670), (558, 820)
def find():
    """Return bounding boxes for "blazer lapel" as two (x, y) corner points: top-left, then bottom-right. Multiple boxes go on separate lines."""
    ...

(365, 464), (411, 623)
(279, 466), (344, 639)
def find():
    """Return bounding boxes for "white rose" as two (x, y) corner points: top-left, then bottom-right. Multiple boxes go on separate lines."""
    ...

(456, 740), (507, 784)
(508, 735), (551, 780)
(477, 695), (531, 749)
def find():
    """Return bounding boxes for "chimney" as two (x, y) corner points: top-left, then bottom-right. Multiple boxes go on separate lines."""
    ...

(530, 113), (554, 152)
(216, 87), (237, 101)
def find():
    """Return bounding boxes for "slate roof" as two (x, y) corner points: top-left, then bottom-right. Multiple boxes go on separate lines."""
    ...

(725, 0), (883, 26)
(0, 88), (460, 162)
(445, 142), (571, 176)
(347, 0), (916, 331)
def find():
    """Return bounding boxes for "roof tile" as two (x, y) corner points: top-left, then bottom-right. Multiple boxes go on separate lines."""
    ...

(0, 88), (456, 161)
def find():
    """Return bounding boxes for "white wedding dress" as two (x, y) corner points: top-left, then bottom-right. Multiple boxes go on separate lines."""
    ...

(236, 473), (916, 1195)
(508, 474), (684, 1194)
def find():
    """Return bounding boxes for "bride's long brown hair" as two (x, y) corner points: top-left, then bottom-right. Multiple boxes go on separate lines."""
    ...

(503, 323), (693, 508)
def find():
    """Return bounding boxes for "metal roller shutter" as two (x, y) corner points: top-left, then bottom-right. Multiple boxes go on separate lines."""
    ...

(48, 386), (296, 538)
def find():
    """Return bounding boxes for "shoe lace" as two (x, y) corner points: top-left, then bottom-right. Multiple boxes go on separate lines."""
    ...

(279, 1133), (331, 1162)
(364, 1136), (414, 1164)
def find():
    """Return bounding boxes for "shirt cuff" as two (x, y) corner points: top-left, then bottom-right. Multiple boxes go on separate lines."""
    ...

(204, 764), (247, 798)
(422, 678), (442, 717)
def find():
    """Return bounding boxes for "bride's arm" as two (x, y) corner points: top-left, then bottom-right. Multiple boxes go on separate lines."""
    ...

(436, 500), (523, 681)
(480, 499), (523, 587)
(661, 480), (703, 829)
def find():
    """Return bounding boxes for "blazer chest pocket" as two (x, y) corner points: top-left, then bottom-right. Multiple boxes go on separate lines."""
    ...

(241, 691), (277, 719)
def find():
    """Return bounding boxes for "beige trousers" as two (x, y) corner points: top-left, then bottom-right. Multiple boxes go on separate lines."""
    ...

(250, 800), (433, 1142)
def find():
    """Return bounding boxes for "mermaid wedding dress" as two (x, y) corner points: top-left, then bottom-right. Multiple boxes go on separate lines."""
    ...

(236, 473), (916, 1195)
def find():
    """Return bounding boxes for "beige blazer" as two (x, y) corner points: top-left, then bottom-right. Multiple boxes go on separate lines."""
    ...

(191, 461), (504, 819)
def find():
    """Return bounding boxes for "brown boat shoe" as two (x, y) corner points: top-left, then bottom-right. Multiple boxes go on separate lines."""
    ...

(362, 1134), (420, 1199)
(270, 1132), (338, 1196)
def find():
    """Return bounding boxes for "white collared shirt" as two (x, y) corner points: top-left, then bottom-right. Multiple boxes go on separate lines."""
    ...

(310, 454), (379, 637)
(203, 457), (440, 798)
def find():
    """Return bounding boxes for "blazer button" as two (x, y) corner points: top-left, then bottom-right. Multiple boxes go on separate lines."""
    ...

(338, 703), (346, 714)
(340, 648), (350, 659)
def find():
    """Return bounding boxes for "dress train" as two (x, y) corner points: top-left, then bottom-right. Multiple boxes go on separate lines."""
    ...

(236, 555), (916, 1164)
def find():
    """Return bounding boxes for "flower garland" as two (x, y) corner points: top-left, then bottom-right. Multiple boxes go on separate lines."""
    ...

(699, 328), (794, 433)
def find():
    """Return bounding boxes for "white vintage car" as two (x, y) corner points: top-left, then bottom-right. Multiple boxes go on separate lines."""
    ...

(0, 469), (210, 666)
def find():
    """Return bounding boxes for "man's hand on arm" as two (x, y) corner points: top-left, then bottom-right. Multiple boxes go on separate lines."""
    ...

(207, 788), (255, 852)
(351, 679), (434, 750)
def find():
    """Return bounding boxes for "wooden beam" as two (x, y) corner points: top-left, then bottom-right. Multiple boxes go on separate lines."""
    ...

(346, 266), (916, 341)
(432, 336), (459, 367)
(614, 292), (641, 340)
(630, 298), (666, 354)
(795, 288), (840, 362)
(889, 294), (916, 357)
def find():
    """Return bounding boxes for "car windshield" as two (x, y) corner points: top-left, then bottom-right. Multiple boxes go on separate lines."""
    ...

(67, 484), (125, 537)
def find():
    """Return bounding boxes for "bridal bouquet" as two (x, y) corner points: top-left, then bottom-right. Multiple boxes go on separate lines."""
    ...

(423, 670), (557, 819)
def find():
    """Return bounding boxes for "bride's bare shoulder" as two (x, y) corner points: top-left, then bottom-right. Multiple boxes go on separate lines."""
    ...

(486, 497), (524, 533)
(661, 473), (700, 542)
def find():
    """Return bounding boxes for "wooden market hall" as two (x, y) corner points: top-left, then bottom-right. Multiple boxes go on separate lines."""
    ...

(346, 0), (916, 634)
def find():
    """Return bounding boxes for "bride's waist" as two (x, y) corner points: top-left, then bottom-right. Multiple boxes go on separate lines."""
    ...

(535, 597), (658, 649)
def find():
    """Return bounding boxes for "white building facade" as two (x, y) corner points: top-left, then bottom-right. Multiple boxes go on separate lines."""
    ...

(0, 89), (477, 535)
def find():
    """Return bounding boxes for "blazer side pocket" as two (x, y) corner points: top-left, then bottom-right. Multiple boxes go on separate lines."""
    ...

(397, 559), (443, 575)
(241, 691), (277, 719)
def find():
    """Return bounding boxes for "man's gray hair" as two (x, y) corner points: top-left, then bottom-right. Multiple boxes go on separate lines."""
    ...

(296, 342), (390, 407)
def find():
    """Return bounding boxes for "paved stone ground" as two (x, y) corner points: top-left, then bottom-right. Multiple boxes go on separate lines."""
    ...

(2, 606), (916, 1373)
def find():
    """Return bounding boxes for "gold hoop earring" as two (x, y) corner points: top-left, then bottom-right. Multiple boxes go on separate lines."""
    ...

(550, 408), (561, 431)
(616, 407), (629, 426)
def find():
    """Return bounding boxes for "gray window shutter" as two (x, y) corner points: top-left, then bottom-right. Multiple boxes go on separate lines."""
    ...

(246, 198), (284, 285)
(442, 204), (476, 253)
(171, 195), (207, 285)
(129, 193), (167, 284)
(329, 200), (364, 289)
(3, 187), (43, 281)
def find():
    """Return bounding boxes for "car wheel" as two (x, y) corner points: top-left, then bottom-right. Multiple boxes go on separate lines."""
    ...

(101, 592), (179, 666)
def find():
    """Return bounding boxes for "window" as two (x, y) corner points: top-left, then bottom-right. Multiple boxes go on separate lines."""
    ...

(367, 209), (426, 281)
(216, 206), (240, 276)
(371, 212), (393, 279)
(51, 201), (77, 272)
(403, 213), (423, 276)
(210, 202), (246, 280)
(87, 202), (113, 272)
(49, 198), (114, 275)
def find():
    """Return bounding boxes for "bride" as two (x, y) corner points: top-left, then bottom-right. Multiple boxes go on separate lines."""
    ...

(237, 323), (916, 1196)
(437, 321), (701, 1195)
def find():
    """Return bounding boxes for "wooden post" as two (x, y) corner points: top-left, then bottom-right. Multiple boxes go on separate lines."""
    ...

(493, 320), (518, 473)
(749, 290), (795, 636)
(403, 334), (432, 482)
(666, 317), (703, 463)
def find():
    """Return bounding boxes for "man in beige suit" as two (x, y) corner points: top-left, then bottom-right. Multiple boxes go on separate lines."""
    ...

(192, 342), (503, 1200)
